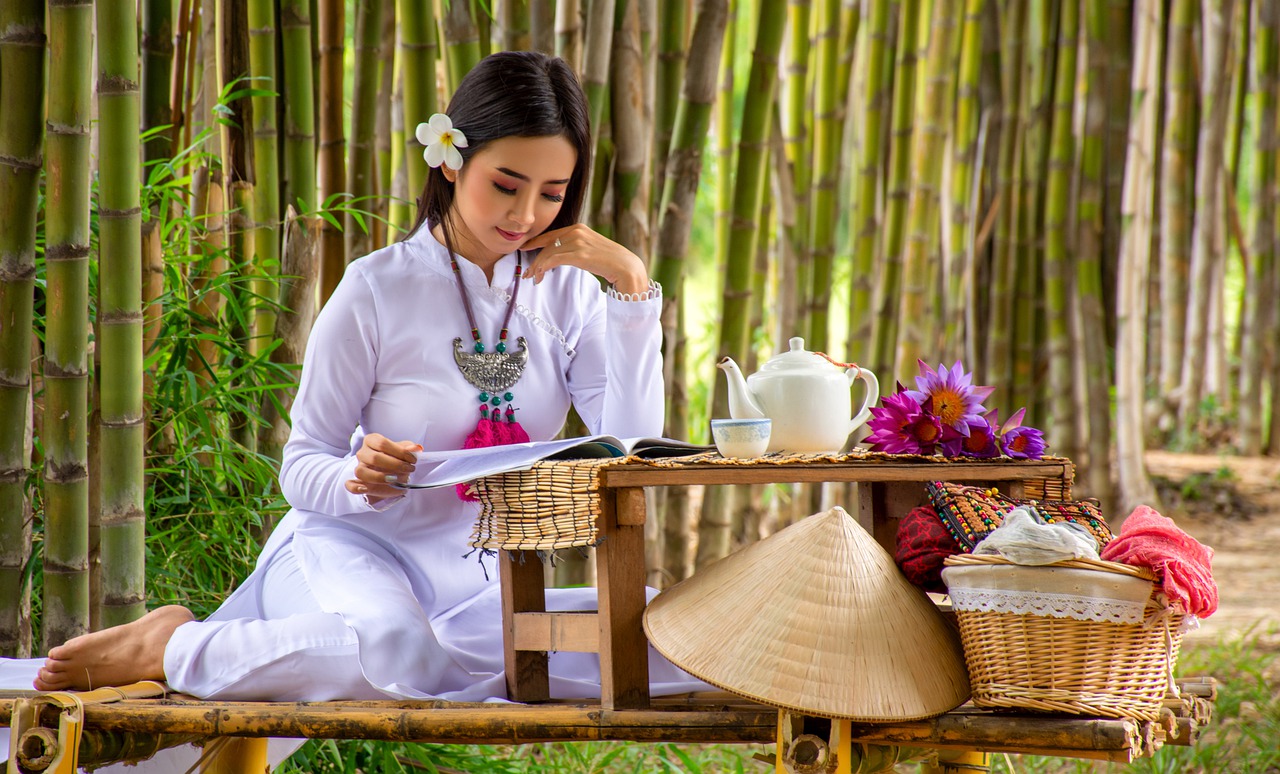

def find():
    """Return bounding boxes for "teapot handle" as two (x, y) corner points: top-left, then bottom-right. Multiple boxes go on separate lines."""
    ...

(847, 367), (880, 433)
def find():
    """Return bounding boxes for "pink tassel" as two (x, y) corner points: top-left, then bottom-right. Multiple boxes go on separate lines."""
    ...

(456, 418), (531, 501)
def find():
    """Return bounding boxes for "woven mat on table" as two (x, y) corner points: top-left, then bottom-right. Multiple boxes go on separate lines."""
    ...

(467, 457), (630, 552)
(637, 450), (1074, 492)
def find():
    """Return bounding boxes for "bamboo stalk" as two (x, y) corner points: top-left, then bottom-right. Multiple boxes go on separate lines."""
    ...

(869, 0), (921, 382)
(348, 0), (384, 263)
(1041, 0), (1078, 461)
(97, 0), (147, 627)
(318, 0), (347, 302)
(281, 0), (317, 216)
(168, 0), (195, 157)
(556, 0), (583, 71)
(530, 0), (555, 52)
(1115, 0), (1163, 512)
(259, 209), (320, 512)
(652, 0), (687, 206)
(805, 0), (852, 351)
(611, 0), (649, 257)
(581, 0), (617, 215)
(398, 0), (438, 221)
(1158, 0), (1195, 411)
(945, 0), (985, 359)
(442, 0), (482, 94)
(1243, 2), (1280, 454)
(141, 0), (175, 163)
(500, 0), (532, 51)
(784, 0), (813, 339)
(985, 0), (1026, 408)
(0, 0), (45, 656)
(1075, 0), (1116, 508)
(387, 22), (410, 238)
(373, 0), (396, 249)
(1179, 0), (1238, 437)
(248, 0), (282, 352)
(846, 0), (892, 366)
(895, 0), (960, 371)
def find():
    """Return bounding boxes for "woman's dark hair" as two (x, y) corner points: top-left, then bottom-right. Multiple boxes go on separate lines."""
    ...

(408, 51), (592, 242)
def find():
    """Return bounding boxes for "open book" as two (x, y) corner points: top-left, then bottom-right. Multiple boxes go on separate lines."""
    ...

(390, 435), (712, 490)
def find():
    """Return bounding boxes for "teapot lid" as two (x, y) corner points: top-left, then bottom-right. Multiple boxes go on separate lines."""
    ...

(758, 337), (837, 373)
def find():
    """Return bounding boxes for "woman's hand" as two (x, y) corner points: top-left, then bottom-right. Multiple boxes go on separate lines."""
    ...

(522, 224), (650, 295)
(345, 433), (422, 504)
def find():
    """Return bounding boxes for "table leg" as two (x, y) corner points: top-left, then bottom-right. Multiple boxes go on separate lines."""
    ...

(499, 549), (550, 702)
(596, 487), (650, 709)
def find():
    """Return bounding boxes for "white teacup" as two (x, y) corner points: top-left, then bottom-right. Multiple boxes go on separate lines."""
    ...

(710, 418), (772, 458)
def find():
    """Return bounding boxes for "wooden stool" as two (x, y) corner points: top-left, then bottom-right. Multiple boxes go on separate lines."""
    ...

(499, 487), (651, 709)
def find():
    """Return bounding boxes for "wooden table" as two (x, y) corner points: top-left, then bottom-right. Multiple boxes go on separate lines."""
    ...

(498, 456), (1074, 710)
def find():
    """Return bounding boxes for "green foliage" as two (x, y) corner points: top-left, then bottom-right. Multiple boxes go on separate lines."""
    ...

(280, 739), (769, 773)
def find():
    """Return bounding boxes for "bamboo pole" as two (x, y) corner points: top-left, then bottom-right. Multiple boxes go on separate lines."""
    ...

(1244, 2), (1280, 454)
(530, 0), (555, 52)
(0, 0), (45, 657)
(259, 209), (320, 470)
(348, 0), (384, 263)
(1102, 0), (1132, 337)
(581, 0), (617, 217)
(141, 0), (175, 163)
(1075, 0), (1116, 507)
(556, 0), (583, 71)
(1041, 0), (1078, 460)
(318, 0), (347, 302)
(373, 0), (395, 249)
(805, 0), (852, 352)
(985, 0), (1027, 408)
(1179, 0), (1237, 437)
(398, 0), (438, 222)
(388, 22), (409, 239)
(442, 0), (482, 94)
(1116, 0), (1163, 512)
(1158, 0), (1196, 418)
(846, 0), (892, 367)
(653, 0), (687, 207)
(869, 0), (921, 382)
(945, 0), (985, 360)
(281, 0), (317, 216)
(895, 0), (960, 371)
(97, 0), (147, 627)
(248, 0), (282, 352)
(784, 0), (813, 340)
(611, 0), (650, 258)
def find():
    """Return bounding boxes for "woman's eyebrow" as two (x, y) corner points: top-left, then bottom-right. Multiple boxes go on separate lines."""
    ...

(496, 166), (570, 186)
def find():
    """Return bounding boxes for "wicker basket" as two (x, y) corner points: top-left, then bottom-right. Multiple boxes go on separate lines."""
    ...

(467, 457), (622, 552)
(942, 554), (1184, 720)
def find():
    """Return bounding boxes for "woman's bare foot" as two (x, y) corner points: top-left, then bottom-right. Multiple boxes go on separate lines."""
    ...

(33, 605), (195, 691)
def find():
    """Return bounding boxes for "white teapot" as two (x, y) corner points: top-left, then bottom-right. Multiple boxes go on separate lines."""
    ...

(717, 337), (880, 453)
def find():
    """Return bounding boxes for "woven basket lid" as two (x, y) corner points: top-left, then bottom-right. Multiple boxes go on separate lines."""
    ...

(644, 506), (970, 721)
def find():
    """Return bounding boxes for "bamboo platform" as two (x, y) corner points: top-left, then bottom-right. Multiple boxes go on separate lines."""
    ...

(2, 679), (1216, 771)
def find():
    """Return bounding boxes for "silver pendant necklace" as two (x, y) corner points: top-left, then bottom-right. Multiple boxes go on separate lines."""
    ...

(449, 251), (529, 422)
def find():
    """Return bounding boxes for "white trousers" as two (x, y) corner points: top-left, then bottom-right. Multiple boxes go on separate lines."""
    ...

(164, 543), (392, 700)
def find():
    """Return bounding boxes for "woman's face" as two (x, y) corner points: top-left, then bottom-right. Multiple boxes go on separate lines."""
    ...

(441, 134), (577, 270)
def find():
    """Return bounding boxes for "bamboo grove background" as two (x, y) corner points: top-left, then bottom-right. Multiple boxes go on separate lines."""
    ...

(2, 0), (1280, 660)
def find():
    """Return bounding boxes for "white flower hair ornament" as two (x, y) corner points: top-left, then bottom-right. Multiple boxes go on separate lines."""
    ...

(416, 113), (469, 171)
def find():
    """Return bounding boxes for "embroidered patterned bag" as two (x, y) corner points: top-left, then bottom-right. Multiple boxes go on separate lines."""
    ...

(925, 481), (1113, 553)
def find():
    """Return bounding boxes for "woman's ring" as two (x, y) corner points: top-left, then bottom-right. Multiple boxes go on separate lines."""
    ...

(554, 238), (562, 248)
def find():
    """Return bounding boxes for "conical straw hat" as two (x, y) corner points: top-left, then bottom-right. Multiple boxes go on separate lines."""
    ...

(644, 506), (970, 721)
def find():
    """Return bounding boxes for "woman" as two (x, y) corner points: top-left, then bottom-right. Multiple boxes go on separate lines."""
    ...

(33, 51), (702, 702)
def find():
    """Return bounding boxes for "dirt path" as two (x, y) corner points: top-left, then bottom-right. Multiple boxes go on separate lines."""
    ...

(1143, 450), (1280, 649)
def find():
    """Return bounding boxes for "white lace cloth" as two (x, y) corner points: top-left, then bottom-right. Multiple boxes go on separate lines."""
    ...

(948, 586), (1148, 624)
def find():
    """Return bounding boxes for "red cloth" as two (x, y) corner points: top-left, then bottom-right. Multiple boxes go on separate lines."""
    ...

(1100, 505), (1217, 618)
(895, 506), (962, 594)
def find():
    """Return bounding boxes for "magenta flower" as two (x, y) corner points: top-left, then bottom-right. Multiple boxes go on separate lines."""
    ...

(866, 387), (944, 454)
(905, 360), (994, 436)
(942, 410), (1001, 458)
(999, 407), (1047, 459)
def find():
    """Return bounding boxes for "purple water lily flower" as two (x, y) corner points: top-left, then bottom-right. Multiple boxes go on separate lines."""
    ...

(999, 407), (1047, 459)
(905, 360), (994, 436)
(942, 410), (1001, 458)
(866, 387), (943, 454)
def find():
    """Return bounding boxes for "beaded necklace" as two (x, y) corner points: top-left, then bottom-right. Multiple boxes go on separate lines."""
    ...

(448, 251), (531, 498)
